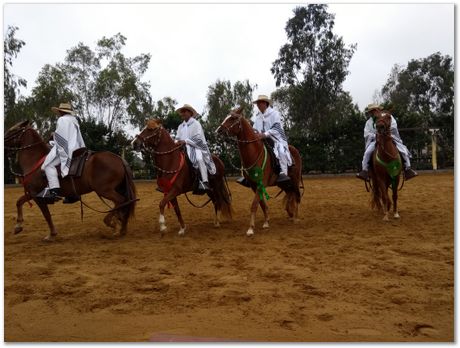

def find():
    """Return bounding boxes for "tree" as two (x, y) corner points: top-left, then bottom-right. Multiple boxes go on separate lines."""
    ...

(271, 5), (356, 134)
(28, 33), (154, 134)
(381, 52), (454, 166)
(203, 79), (257, 174)
(4, 25), (27, 129)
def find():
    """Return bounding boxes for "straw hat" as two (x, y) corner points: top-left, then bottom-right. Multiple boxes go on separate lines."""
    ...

(253, 95), (271, 105)
(176, 104), (198, 116)
(365, 103), (382, 113)
(51, 102), (75, 115)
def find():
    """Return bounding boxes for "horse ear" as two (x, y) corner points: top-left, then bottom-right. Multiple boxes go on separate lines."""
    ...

(231, 106), (244, 116)
(9, 120), (30, 131)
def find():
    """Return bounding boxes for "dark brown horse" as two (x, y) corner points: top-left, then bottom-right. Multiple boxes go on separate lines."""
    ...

(5, 120), (137, 241)
(131, 119), (232, 235)
(217, 107), (303, 236)
(369, 111), (402, 221)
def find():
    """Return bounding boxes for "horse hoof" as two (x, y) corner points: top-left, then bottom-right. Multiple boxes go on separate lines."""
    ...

(246, 229), (254, 236)
(43, 235), (56, 242)
(262, 222), (269, 229)
(382, 216), (390, 222)
(394, 213), (400, 219)
(14, 226), (23, 234)
(178, 227), (186, 236)
(160, 225), (167, 232)
(214, 222), (221, 228)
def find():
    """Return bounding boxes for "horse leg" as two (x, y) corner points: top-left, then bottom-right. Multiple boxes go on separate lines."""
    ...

(393, 181), (400, 219)
(247, 193), (261, 236)
(99, 189), (126, 236)
(381, 185), (390, 222)
(259, 200), (269, 228)
(170, 197), (186, 235)
(35, 200), (58, 242)
(214, 205), (221, 228)
(14, 194), (30, 234)
(158, 190), (177, 235)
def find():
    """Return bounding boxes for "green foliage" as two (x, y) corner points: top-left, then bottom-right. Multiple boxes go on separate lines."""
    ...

(4, 26), (27, 128)
(271, 5), (356, 133)
(381, 52), (454, 166)
(29, 33), (154, 133)
(203, 79), (257, 174)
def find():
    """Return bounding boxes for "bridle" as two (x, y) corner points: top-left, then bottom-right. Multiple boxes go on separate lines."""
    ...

(217, 112), (267, 172)
(134, 125), (185, 174)
(5, 126), (45, 153)
(5, 125), (46, 178)
(375, 115), (398, 160)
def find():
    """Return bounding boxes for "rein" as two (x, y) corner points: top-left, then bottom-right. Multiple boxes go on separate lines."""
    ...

(219, 114), (272, 200)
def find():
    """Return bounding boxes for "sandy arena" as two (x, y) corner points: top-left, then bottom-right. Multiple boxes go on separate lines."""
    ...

(4, 172), (454, 342)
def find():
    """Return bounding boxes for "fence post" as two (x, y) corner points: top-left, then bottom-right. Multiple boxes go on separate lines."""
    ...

(429, 128), (439, 170)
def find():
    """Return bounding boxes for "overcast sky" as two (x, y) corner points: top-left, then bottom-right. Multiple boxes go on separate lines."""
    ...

(3, 2), (455, 123)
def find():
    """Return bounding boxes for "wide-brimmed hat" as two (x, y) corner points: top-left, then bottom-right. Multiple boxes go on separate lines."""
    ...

(176, 104), (198, 116)
(253, 95), (271, 105)
(51, 102), (75, 115)
(365, 103), (383, 113)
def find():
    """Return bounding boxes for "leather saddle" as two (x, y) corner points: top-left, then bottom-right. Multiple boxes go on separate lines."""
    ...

(262, 139), (281, 176)
(54, 147), (92, 179)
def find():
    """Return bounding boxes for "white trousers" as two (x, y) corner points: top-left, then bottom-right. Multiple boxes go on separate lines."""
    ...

(274, 142), (292, 175)
(194, 150), (208, 182)
(362, 141), (411, 171)
(43, 156), (61, 189)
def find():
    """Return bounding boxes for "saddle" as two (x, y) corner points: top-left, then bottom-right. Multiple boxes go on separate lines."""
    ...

(262, 139), (281, 176)
(53, 147), (93, 179)
(68, 148), (93, 178)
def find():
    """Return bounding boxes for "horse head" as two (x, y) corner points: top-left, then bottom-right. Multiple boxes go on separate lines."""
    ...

(216, 106), (245, 137)
(375, 112), (392, 136)
(132, 119), (163, 151)
(4, 120), (32, 150)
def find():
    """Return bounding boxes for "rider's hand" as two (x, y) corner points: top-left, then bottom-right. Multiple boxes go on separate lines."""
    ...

(176, 140), (186, 146)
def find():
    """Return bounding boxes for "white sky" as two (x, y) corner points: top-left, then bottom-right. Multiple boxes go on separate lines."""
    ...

(3, 2), (455, 120)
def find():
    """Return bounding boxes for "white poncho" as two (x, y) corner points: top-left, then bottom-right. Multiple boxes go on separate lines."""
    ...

(175, 117), (216, 175)
(252, 106), (293, 167)
(42, 114), (85, 177)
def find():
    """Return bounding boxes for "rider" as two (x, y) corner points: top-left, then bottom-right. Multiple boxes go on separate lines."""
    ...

(37, 102), (85, 202)
(236, 94), (292, 187)
(175, 104), (216, 193)
(356, 103), (418, 181)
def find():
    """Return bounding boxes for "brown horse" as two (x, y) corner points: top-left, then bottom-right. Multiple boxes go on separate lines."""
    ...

(131, 119), (232, 235)
(369, 111), (402, 221)
(216, 107), (303, 236)
(5, 120), (137, 241)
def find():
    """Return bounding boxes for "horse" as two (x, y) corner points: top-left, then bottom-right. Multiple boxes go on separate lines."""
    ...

(216, 107), (303, 236)
(4, 120), (137, 241)
(131, 119), (232, 235)
(369, 111), (402, 221)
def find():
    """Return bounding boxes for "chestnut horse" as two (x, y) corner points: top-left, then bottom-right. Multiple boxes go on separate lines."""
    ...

(369, 111), (402, 221)
(132, 119), (232, 235)
(5, 120), (137, 241)
(217, 107), (303, 236)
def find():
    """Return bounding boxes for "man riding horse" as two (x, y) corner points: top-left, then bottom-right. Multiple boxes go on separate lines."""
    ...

(175, 104), (215, 193)
(356, 103), (418, 182)
(37, 102), (85, 203)
(237, 94), (292, 186)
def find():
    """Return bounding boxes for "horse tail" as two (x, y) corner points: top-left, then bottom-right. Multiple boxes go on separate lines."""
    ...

(284, 145), (302, 218)
(117, 158), (137, 222)
(212, 155), (233, 220)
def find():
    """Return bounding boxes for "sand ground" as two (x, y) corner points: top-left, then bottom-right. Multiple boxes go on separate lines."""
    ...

(4, 172), (454, 342)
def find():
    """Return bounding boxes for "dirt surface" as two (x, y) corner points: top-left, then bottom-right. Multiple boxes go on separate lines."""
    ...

(4, 172), (454, 342)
